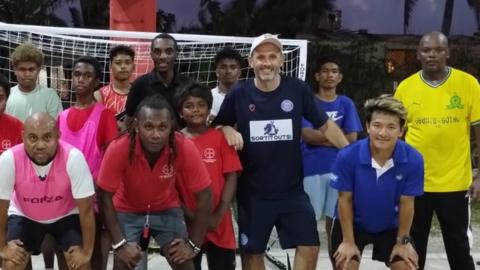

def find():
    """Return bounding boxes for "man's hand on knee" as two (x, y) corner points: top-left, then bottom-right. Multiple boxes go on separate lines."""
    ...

(333, 242), (360, 270)
(166, 238), (196, 265)
(65, 245), (93, 270)
(114, 242), (141, 269)
(1, 240), (28, 266)
(389, 243), (418, 270)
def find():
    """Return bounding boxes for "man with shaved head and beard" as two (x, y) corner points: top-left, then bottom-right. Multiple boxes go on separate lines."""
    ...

(395, 31), (480, 270)
(0, 112), (96, 270)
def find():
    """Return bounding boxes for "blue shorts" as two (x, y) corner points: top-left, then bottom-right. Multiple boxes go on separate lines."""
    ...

(7, 214), (82, 254)
(237, 193), (320, 254)
(303, 173), (338, 220)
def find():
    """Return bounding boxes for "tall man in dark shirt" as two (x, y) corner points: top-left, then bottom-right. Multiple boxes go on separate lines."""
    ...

(124, 33), (191, 127)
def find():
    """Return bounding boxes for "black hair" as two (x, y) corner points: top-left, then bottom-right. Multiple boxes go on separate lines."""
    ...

(314, 57), (341, 73)
(150, 33), (178, 52)
(73, 56), (103, 80)
(109, 45), (135, 62)
(174, 82), (213, 112)
(0, 74), (10, 98)
(214, 47), (243, 68)
(128, 95), (177, 165)
(364, 95), (407, 128)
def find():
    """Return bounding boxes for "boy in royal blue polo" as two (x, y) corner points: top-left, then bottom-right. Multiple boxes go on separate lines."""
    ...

(301, 58), (362, 267)
(330, 96), (423, 270)
(214, 34), (350, 270)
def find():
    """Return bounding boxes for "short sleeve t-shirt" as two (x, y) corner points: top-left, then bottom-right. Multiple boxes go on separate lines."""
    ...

(6, 84), (63, 122)
(394, 67), (480, 192)
(214, 77), (329, 199)
(177, 128), (242, 249)
(97, 133), (211, 212)
(302, 95), (363, 176)
(0, 114), (23, 154)
(124, 71), (192, 126)
(210, 87), (226, 117)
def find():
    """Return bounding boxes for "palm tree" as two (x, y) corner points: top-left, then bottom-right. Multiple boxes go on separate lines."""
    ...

(467, 0), (480, 31)
(403, 0), (418, 34)
(69, 0), (109, 28)
(441, 0), (455, 35)
(197, 0), (337, 37)
(0, 0), (71, 26)
(405, 0), (479, 35)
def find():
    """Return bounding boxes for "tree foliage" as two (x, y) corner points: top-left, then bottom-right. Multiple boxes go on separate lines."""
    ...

(0, 0), (72, 26)
(196, 0), (336, 37)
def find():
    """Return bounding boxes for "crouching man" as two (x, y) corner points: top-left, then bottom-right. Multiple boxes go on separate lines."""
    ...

(0, 112), (96, 270)
(330, 96), (423, 270)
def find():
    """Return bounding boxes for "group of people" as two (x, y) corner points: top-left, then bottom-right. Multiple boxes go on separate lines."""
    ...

(0, 29), (477, 270)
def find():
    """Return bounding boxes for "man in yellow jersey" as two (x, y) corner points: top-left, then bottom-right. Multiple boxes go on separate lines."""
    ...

(394, 31), (480, 270)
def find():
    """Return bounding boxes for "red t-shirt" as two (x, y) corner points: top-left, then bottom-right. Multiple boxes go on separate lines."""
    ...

(178, 128), (242, 249)
(97, 132), (211, 212)
(0, 114), (23, 154)
(64, 105), (118, 148)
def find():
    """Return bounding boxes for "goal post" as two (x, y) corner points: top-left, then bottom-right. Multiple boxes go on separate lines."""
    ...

(0, 22), (308, 107)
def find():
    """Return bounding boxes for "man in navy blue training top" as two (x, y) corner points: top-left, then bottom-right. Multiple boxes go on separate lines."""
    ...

(213, 33), (349, 270)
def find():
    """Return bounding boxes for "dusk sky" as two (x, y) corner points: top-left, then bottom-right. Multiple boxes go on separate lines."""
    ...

(57, 0), (479, 35)
(157, 0), (478, 35)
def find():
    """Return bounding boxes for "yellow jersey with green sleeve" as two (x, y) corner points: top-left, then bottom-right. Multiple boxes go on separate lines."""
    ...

(394, 67), (480, 192)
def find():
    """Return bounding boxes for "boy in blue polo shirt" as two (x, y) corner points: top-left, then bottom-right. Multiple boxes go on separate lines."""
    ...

(330, 95), (423, 270)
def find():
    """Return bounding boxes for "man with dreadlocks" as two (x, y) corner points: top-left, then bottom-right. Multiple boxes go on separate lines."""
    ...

(97, 95), (212, 270)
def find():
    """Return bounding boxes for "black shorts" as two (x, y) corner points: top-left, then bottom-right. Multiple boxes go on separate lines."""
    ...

(7, 214), (82, 254)
(330, 219), (409, 266)
(237, 193), (319, 254)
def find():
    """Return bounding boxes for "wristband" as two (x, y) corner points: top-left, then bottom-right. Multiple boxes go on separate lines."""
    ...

(187, 239), (201, 255)
(112, 238), (127, 251)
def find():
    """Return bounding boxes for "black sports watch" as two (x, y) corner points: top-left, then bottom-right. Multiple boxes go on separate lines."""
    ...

(397, 235), (413, 245)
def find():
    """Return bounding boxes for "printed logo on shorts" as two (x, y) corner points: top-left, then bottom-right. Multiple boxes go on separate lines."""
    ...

(240, 233), (248, 246)
(1, 139), (11, 150)
(160, 165), (175, 179)
(280, 99), (294, 112)
(203, 148), (216, 163)
(249, 119), (293, 142)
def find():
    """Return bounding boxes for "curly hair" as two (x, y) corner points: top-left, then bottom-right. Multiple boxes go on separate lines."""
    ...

(214, 47), (243, 68)
(10, 43), (44, 67)
(127, 95), (177, 165)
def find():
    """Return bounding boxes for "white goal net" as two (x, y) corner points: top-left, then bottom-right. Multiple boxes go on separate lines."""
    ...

(0, 22), (308, 108)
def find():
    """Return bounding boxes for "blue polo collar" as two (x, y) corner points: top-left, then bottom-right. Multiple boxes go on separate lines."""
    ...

(358, 138), (408, 165)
